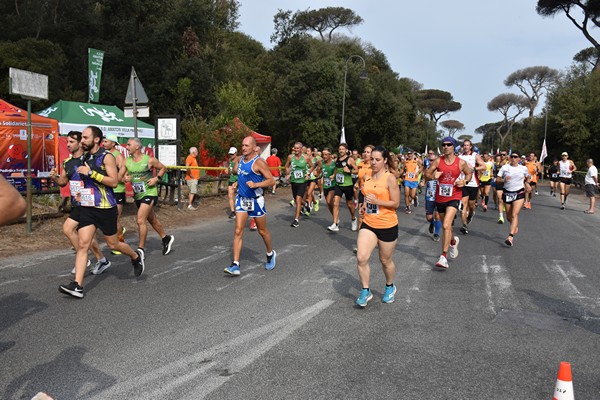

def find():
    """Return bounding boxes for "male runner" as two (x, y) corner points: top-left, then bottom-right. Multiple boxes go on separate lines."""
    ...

(425, 137), (471, 270)
(524, 152), (542, 209)
(125, 137), (175, 256)
(58, 126), (144, 299)
(400, 150), (422, 214)
(459, 139), (485, 234)
(224, 136), (276, 276)
(495, 151), (509, 223)
(424, 150), (442, 241)
(266, 147), (281, 194)
(558, 152), (576, 209)
(285, 142), (314, 227)
(103, 134), (127, 254)
(478, 151), (494, 212)
(328, 143), (358, 232)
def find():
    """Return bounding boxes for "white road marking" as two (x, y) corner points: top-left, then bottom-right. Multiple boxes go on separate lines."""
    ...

(481, 255), (519, 316)
(90, 300), (334, 400)
(544, 260), (585, 299)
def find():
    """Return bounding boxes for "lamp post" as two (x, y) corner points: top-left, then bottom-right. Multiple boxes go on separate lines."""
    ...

(341, 55), (368, 142)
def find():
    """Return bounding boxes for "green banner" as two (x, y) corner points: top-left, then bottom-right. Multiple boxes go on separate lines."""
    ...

(88, 48), (104, 103)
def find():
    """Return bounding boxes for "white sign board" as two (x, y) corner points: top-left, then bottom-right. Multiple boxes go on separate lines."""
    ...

(9, 68), (48, 100)
(124, 106), (150, 118)
(157, 117), (177, 140)
(158, 145), (178, 167)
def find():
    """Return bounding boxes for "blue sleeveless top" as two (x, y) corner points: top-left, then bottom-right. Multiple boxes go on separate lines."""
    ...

(237, 155), (265, 198)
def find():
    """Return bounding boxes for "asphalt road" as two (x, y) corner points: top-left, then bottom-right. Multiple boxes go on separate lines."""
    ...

(1, 186), (599, 399)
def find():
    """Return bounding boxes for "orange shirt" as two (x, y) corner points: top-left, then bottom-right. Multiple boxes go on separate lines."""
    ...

(525, 161), (538, 183)
(362, 171), (398, 229)
(404, 159), (419, 182)
(358, 162), (372, 191)
(186, 155), (200, 180)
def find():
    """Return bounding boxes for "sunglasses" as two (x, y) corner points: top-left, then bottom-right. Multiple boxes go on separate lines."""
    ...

(510, 155), (519, 158)
(501, 154), (507, 156)
(428, 152), (435, 155)
(441, 143), (453, 147)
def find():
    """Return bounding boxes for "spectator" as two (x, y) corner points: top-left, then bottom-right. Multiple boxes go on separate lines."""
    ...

(185, 147), (200, 210)
(584, 158), (598, 214)
(266, 147), (282, 194)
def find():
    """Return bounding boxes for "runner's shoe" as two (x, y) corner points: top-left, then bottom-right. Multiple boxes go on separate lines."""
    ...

(91, 259), (112, 275)
(137, 248), (145, 261)
(111, 249), (122, 255)
(224, 264), (240, 276)
(71, 259), (92, 275)
(314, 200), (319, 212)
(497, 215), (504, 224)
(132, 249), (145, 277)
(162, 235), (175, 255)
(265, 250), (277, 270)
(382, 284), (397, 303)
(355, 289), (373, 308)
(435, 255), (449, 270)
(429, 223), (434, 234)
(289, 199), (295, 207)
(59, 281), (84, 299)
(291, 219), (299, 228)
(482, 204), (488, 212)
(249, 219), (257, 230)
(466, 212), (474, 225)
(229, 211), (236, 219)
(327, 223), (339, 232)
(405, 206), (412, 214)
(504, 236), (513, 247)
(448, 236), (459, 259)
(414, 197), (419, 207)
(433, 234), (440, 242)
(560, 204), (565, 210)
(351, 218), (358, 231)
(460, 225), (469, 234)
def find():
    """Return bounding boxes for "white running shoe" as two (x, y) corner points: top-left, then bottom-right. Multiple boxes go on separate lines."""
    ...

(351, 218), (358, 231)
(448, 236), (460, 259)
(71, 259), (92, 275)
(91, 259), (112, 275)
(327, 223), (339, 232)
(435, 255), (449, 270)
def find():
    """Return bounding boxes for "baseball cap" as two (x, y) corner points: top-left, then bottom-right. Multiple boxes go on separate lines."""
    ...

(228, 147), (237, 154)
(561, 152), (568, 156)
(441, 137), (457, 147)
(105, 134), (119, 143)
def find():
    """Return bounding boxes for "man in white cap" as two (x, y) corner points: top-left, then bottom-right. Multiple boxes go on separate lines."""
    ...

(227, 147), (239, 219)
(185, 147), (200, 210)
(103, 133), (127, 254)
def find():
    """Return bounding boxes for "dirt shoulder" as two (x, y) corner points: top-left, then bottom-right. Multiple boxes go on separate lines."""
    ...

(0, 187), (291, 259)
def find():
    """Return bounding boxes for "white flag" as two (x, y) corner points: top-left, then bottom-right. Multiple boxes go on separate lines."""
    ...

(424, 144), (428, 155)
(340, 126), (346, 144)
(437, 147), (441, 155)
(540, 138), (548, 164)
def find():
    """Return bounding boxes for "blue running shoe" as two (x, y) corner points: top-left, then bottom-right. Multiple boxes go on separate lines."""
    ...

(355, 289), (373, 308)
(224, 264), (240, 276)
(265, 250), (276, 270)
(382, 284), (397, 303)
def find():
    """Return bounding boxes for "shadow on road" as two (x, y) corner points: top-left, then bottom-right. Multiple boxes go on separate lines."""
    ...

(0, 293), (47, 353)
(4, 346), (117, 400)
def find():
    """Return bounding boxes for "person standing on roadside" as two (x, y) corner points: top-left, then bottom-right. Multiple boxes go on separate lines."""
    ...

(58, 126), (145, 299)
(50, 130), (110, 275)
(224, 136), (276, 276)
(497, 151), (531, 246)
(103, 134), (127, 255)
(185, 147), (200, 210)
(266, 148), (281, 195)
(584, 158), (598, 214)
(425, 137), (471, 270)
(124, 137), (175, 257)
(558, 152), (577, 210)
(355, 146), (400, 308)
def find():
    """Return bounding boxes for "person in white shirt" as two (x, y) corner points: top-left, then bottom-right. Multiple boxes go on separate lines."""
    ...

(558, 152), (577, 210)
(496, 151), (531, 247)
(584, 159), (598, 214)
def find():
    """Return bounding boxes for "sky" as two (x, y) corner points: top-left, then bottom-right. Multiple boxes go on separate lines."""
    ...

(236, 0), (591, 143)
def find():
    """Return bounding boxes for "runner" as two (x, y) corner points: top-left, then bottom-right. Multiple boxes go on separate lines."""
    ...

(478, 151), (494, 212)
(328, 143), (358, 232)
(459, 139), (485, 234)
(285, 142), (314, 227)
(424, 150), (442, 241)
(227, 147), (239, 219)
(50, 130), (110, 275)
(224, 136), (276, 276)
(58, 126), (145, 299)
(355, 146), (400, 307)
(124, 137), (175, 256)
(558, 152), (577, 210)
(356, 145), (374, 229)
(185, 146), (200, 210)
(497, 151), (531, 246)
(266, 147), (281, 194)
(304, 147), (322, 215)
(399, 150), (422, 214)
(495, 151), (509, 223)
(320, 148), (337, 219)
(524, 152), (542, 209)
(547, 159), (560, 196)
(425, 137), (471, 270)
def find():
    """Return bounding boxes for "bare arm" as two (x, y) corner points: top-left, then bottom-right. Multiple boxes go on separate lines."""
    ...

(425, 158), (440, 181)
(475, 155), (486, 171)
(147, 157), (167, 187)
(0, 176), (26, 226)
(49, 165), (68, 187)
(248, 158), (275, 189)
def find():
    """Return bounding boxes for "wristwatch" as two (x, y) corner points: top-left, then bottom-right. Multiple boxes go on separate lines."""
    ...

(87, 170), (93, 176)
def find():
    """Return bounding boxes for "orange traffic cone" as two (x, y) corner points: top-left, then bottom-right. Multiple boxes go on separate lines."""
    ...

(552, 362), (574, 400)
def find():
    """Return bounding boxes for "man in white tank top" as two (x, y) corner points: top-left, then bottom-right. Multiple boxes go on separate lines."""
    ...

(558, 151), (577, 210)
(458, 140), (486, 234)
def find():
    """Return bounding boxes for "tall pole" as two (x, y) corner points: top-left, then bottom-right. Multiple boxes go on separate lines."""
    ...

(26, 100), (32, 234)
(341, 55), (366, 141)
(131, 69), (138, 138)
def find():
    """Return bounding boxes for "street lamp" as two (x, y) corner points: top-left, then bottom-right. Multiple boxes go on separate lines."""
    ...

(341, 55), (368, 142)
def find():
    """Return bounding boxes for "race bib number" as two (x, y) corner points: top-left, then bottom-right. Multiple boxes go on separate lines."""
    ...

(483, 170), (490, 177)
(551, 173), (558, 178)
(505, 192), (517, 202)
(439, 184), (453, 197)
(69, 181), (84, 197)
(240, 197), (255, 211)
(132, 181), (146, 194)
(351, 173), (358, 179)
(407, 172), (416, 179)
(336, 173), (345, 184)
(365, 202), (379, 214)
(293, 170), (304, 179)
(324, 178), (332, 187)
(80, 188), (95, 207)
(426, 187), (435, 199)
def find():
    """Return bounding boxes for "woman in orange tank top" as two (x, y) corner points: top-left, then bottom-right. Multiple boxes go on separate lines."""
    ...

(355, 146), (401, 308)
